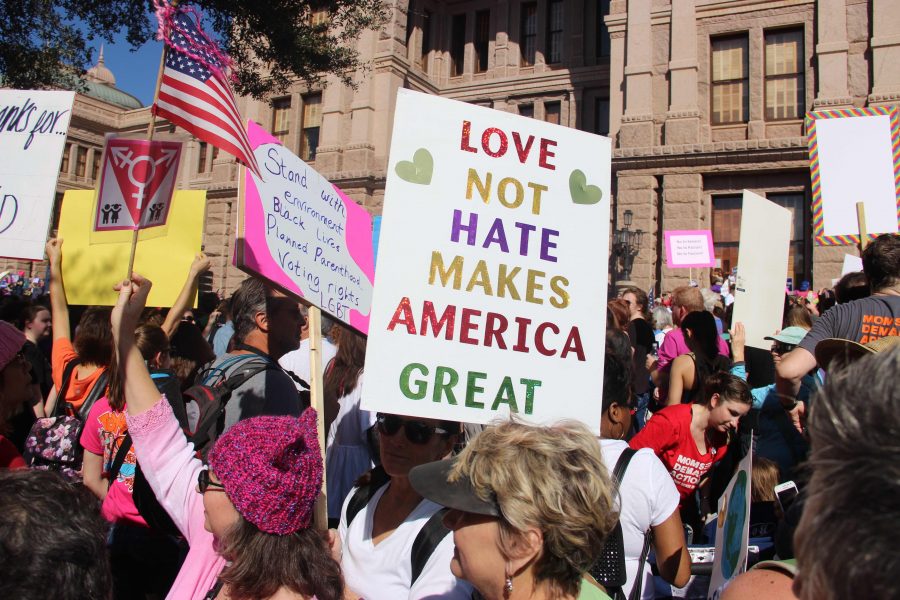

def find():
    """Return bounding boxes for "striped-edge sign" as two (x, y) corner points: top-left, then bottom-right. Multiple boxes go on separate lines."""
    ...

(806, 106), (900, 246)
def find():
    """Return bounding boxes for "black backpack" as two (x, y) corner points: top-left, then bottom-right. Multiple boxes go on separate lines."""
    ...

(589, 448), (653, 600)
(185, 354), (310, 459)
(344, 466), (451, 586)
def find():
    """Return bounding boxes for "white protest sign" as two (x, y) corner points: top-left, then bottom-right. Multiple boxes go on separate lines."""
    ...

(362, 89), (610, 430)
(732, 191), (792, 350)
(807, 108), (900, 245)
(0, 90), (75, 259)
(708, 445), (753, 599)
(841, 254), (863, 276)
(237, 121), (375, 333)
(664, 230), (715, 268)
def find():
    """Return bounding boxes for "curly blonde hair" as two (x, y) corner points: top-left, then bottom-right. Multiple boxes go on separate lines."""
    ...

(450, 420), (618, 597)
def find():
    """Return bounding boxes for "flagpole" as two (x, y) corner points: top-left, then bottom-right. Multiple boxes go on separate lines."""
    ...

(126, 35), (168, 280)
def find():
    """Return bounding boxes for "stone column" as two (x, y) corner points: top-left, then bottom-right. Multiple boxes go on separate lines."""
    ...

(813, 0), (853, 108)
(614, 174), (658, 289)
(619, 0), (654, 148)
(661, 173), (705, 290)
(869, 0), (900, 105)
(665, 0), (700, 145)
(608, 27), (626, 140)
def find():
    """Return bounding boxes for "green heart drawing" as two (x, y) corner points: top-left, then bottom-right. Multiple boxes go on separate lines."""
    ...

(569, 169), (603, 205)
(394, 148), (434, 185)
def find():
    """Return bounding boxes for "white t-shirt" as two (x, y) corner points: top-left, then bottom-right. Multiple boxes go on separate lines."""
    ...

(600, 439), (680, 600)
(338, 482), (473, 600)
(278, 337), (338, 387)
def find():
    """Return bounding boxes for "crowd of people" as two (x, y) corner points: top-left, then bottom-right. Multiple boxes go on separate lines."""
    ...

(0, 233), (898, 600)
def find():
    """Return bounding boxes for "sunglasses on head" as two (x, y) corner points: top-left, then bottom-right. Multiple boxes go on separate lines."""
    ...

(197, 469), (225, 494)
(376, 414), (450, 445)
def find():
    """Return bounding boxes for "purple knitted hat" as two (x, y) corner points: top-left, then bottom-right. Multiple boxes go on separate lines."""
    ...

(0, 320), (25, 371)
(207, 409), (323, 535)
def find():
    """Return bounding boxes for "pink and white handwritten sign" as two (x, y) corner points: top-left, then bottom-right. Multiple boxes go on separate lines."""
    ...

(237, 121), (374, 334)
(664, 230), (716, 269)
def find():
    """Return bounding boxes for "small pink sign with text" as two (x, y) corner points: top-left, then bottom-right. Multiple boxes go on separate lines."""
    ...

(238, 121), (374, 334)
(664, 230), (716, 268)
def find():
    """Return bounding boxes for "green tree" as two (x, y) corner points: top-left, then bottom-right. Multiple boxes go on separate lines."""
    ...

(0, 0), (388, 98)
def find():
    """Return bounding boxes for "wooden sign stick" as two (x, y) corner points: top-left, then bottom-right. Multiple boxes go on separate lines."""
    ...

(856, 202), (869, 252)
(307, 305), (328, 529)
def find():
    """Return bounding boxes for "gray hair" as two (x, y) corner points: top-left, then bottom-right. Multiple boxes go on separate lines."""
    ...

(794, 347), (900, 600)
(230, 278), (269, 343)
(651, 306), (673, 331)
(700, 287), (721, 313)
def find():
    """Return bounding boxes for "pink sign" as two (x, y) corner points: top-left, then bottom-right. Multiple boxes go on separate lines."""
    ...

(664, 230), (716, 268)
(237, 121), (374, 334)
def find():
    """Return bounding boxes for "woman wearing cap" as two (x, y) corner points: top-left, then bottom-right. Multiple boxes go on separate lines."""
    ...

(410, 420), (618, 600)
(0, 321), (34, 468)
(111, 274), (342, 600)
(336, 411), (472, 599)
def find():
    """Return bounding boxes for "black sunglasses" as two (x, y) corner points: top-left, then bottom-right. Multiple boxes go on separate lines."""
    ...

(772, 342), (797, 355)
(376, 414), (449, 445)
(197, 469), (226, 493)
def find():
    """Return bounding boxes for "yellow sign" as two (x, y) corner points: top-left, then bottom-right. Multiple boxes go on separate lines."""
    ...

(57, 190), (207, 306)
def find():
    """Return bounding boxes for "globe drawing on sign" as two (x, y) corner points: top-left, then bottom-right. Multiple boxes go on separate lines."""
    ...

(721, 470), (749, 578)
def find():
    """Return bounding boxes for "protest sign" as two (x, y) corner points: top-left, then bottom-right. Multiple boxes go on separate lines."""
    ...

(732, 191), (792, 350)
(58, 190), (206, 306)
(361, 89), (611, 430)
(664, 230), (715, 268)
(841, 254), (863, 276)
(94, 138), (182, 231)
(236, 121), (374, 334)
(806, 107), (900, 245)
(708, 444), (753, 599)
(0, 89), (75, 260)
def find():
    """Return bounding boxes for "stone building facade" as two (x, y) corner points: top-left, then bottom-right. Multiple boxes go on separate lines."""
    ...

(608, 0), (899, 291)
(21, 0), (899, 296)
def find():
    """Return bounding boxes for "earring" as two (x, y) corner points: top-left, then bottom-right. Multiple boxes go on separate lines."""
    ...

(504, 575), (513, 596)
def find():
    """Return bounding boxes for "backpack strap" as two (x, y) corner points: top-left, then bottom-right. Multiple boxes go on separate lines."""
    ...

(612, 447), (638, 483)
(410, 507), (451, 585)
(77, 370), (110, 422)
(611, 447), (654, 600)
(52, 359), (81, 418)
(344, 465), (390, 526)
(189, 361), (276, 451)
(107, 432), (133, 487)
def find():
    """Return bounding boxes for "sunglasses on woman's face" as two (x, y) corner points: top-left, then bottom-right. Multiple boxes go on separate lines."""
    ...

(197, 469), (226, 494)
(772, 342), (797, 355)
(376, 414), (449, 445)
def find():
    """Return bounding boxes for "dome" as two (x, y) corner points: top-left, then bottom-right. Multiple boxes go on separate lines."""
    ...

(86, 45), (116, 86)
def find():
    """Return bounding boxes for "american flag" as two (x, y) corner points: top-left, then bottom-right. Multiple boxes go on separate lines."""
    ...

(153, 10), (260, 177)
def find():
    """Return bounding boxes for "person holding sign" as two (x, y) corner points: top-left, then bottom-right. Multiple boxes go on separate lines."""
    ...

(409, 421), (617, 600)
(109, 274), (343, 600)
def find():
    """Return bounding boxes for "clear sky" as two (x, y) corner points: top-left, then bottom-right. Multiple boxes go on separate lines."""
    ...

(91, 29), (163, 106)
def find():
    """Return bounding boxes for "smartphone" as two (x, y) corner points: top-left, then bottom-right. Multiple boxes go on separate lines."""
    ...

(774, 481), (799, 513)
(650, 341), (659, 357)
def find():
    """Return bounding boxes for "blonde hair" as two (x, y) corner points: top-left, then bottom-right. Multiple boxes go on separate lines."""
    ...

(750, 457), (779, 503)
(450, 420), (618, 598)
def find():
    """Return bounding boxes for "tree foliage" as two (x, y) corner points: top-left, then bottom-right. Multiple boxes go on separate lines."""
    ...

(0, 0), (389, 98)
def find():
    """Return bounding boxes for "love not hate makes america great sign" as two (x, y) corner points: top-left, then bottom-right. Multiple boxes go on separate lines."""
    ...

(363, 90), (611, 432)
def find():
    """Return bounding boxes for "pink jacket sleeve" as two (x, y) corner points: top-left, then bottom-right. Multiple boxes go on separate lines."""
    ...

(125, 396), (211, 547)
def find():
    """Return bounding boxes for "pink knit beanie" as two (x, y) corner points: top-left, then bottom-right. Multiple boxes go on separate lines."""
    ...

(0, 320), (26, 371)
(207, 408), (323, 535)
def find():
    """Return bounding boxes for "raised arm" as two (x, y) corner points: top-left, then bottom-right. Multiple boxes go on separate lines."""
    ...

(45, 238), (70, 341)
(111, 275), (162, 416)
(729, 322), (746, 364)
(161, 253), (211, 339)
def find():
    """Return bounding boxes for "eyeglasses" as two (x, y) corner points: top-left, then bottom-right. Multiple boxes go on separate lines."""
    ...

(772, 342), (797, 355)
(197, 469), (226, 494)
(376, 414), (450, 445)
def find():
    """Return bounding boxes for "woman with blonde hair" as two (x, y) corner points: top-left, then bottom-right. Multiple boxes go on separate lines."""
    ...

(410, 420), (618, 600)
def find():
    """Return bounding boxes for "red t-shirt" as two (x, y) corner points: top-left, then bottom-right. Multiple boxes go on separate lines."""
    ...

(629, 404), (728, 502)
(0, 435), (26, 469)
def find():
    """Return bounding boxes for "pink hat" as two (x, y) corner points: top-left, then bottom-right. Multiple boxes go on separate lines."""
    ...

(0, 320), (26, 371)
(207, 409), (322, 535)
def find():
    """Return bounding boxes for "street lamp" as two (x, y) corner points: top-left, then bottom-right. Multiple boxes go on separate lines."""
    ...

(613, 209), (643, 282)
